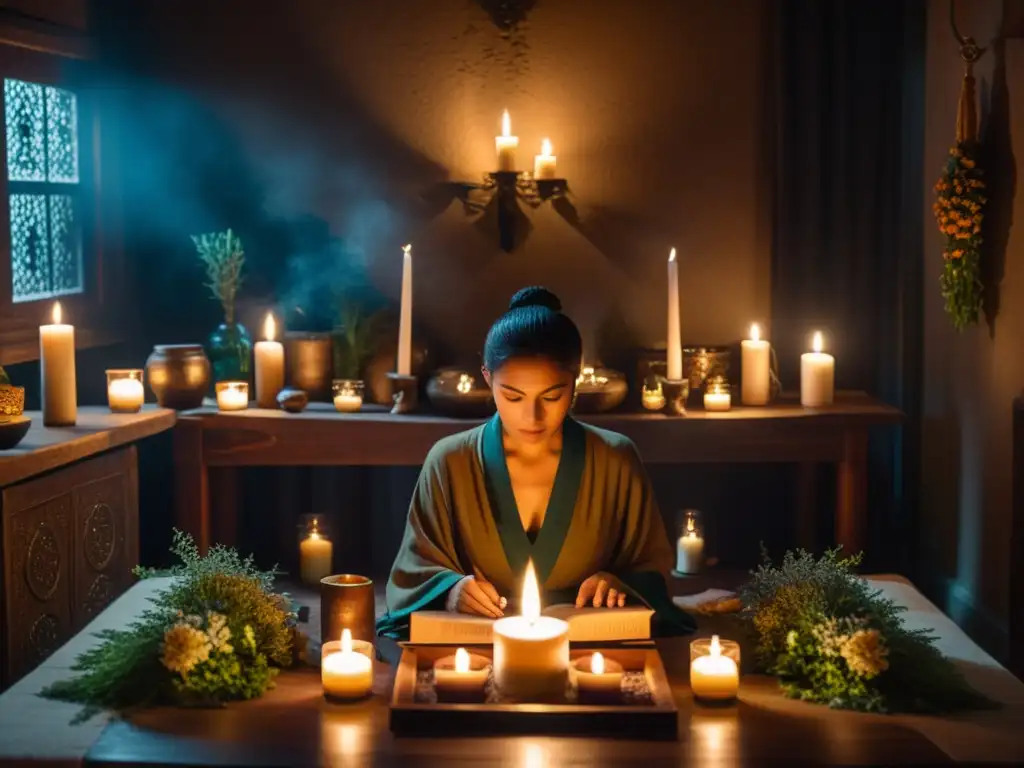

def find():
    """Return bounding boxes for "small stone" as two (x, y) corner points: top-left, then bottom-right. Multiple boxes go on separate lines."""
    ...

(277, 387), (308, 413)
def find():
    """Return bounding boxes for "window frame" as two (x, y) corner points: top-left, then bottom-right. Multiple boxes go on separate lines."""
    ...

(0, 25), (125, 366)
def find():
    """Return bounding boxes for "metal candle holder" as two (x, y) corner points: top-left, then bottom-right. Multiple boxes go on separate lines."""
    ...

(387, 372), (419, 415)
(661, 378), (689, 417)
(482, 171), (569, 252)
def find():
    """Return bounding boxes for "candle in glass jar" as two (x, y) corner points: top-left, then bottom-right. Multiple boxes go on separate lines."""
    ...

(216, 382), (248, 411)
(666, 248), (682, 381)
(642, 383), (666, 411)
(495, 109), (519, 171)
(676, 517), (704, 574)
(800, 331), (835, 407)
(106, 371), (144, 413)
(254, 312), (285, 408)
(703, 390), (731, 412)
(741, 323), (771, 406)
(40, 301), (77, 426)
(572, 651), (623, 702)
(433, 647), (490, 702)
(322, 629), (373, 701)
(300, 519), (333, 585)
(690, 635), (739, 702)
(534, 138), (557, 179)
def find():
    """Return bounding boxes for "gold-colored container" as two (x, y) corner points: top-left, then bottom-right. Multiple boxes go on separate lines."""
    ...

(321, 574), (375, 646)
(285, 332), (333, 401)
(0, 384), (25, 421)
(145, 344), (211, 410)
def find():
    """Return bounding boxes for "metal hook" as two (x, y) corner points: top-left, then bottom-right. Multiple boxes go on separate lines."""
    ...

(950, 0), (988, 63)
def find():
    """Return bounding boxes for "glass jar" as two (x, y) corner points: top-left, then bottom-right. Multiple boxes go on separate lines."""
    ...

(689, 634), (741, 702)
(332, 378), (364, 413)
(703, 376), (731, 412)
(215, 381), (249, 411)
(106, 369), (145, 414)
(641, 380), (666, 411)
(675, 509), (704, 575)
(207, 321), (253, 387)
(299, 515), (333, 586)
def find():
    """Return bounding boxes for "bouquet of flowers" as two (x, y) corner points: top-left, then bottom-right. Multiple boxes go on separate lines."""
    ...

(933, 144), (986, 330)
(739, 548), (995, 714)
(42, 531), (304, 723)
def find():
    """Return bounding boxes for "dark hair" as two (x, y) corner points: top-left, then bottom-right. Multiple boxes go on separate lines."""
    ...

(483, 286), (583, 373)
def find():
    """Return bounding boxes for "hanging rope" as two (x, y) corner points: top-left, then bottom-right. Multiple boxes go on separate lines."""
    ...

(950, 0), (988, 143)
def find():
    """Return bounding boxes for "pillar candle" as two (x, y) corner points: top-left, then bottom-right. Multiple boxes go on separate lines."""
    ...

(800, 331), (835, 407)
(676, 528), (704, 574)
(572, 652), (624, 702)
(40, 301), (77, 426)
(433, 647), (490, 702)
(741, 323), (771, 406)
(495, 109), (519, 172)
(667, 248), (682, 381)
(534, 138), (557, 179)
(300, 524), (333, 585)
(397, 244), (413, 376)
(254, 312), (285, 408)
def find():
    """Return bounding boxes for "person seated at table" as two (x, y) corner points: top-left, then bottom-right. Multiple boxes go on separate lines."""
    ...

(376, 286), (696, 640)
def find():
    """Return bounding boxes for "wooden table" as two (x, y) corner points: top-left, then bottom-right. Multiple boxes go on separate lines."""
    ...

(0, 406), (176, 687)
(173, 392), (901, 557)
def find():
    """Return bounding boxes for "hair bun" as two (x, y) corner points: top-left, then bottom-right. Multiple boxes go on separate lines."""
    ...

(508, 286), (562, 312)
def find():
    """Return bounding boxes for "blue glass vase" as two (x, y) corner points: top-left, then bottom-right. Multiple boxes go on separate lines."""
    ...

(207, 321), (252, 386)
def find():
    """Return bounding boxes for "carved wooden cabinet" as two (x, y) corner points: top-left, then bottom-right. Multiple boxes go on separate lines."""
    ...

(2, 447), (139, 686)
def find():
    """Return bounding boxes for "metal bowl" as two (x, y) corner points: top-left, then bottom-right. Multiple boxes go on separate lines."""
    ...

(573, 366), (628, 413)
(426, 367), (495, 419)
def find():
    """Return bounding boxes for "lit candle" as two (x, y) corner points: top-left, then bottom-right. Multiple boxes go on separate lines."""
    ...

(40, 301), (77, 426)
(254, 312), (285, 408)
(703, 390), (731, 412)
(572, 651), (624, 703)
(676, 516), (704, 574)
(333, 380), (363, 413)
(690, 635), (739, 702)
(495, 109), (519, 172)
(667, 248), (682, 381)
(396, 244), (413, 376)
(321, 635), (374, 661)
(106, 371), (144, 413)
(534, 138), (557, 180)
(215, 381), (248, 411)
(800, 331), (835, 407)
(322, 628), (373, 701)
(492, 559), (570, 702)
(641, 382), (666, 411)
(741, 323), (771, 406)
(300, 518), (333, 585)
(433, 647), (490, 702)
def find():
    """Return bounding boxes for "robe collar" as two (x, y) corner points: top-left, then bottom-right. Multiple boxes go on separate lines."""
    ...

(481, 413), (586, 587)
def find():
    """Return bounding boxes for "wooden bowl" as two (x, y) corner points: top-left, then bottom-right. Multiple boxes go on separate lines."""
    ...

(0, 416), (31, 450)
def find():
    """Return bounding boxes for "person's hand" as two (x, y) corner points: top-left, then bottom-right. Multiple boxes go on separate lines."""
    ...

(576, 573), (627, 608)
(454, 575), (506, 618)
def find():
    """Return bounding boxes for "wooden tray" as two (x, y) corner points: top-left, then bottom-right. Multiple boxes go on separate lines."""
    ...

(389, 643), (678, 739)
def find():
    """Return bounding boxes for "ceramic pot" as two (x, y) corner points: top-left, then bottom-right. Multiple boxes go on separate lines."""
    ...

(426, 367), (495, 418)
(146, 344), (211, 410)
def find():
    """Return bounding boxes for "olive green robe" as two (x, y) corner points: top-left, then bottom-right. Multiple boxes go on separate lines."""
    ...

(375, 414), (696, 639)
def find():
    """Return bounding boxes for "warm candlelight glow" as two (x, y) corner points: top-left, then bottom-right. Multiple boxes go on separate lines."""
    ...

(52, 301), (62, 324)
(341, 628), (353, 654)
(591, 651), (605, 675)
(686, 517), (695, 534)
(541, 138), (552, 156)
(521, 559), (540, 623)
(709, 635), (722, 656)
(750, 323), (761, 342)
(501, 109), (511, 137)
(264, 313), (276, 341)
(812, 331), (823, 353)
(455, 647), (470, 674)
(403, 243), (411, 256)
(669, 247), (676, 263)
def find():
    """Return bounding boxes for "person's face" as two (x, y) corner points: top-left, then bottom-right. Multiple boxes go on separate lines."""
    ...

(483, 358), (576, 445)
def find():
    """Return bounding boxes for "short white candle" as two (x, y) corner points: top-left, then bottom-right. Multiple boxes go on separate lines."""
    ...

(572, 651), (624, 701)
(800, 331), (835, 407)
(642, 384), (666, 411)
(254, 313), (285, 408)
(433, 647), (490, 702)
(666, 248), (682, 381)
(216, 382), (248, 411)
(741, 323), (771, 406)
(676, 518), (704, 574)
(534, 138), (557, 180)
(40, 301), (77, 426)
(492, 560), (570, 702)
(300, 521), (333, 585)
(690, 635), (739, 702)
(333, 394), (363, 413)
(495, 109), (519, 171)
(322, 629), (373, 701)
(397, 244), (413, 376)
(703, 391), (731, 412)
(107, 377), (144, 413)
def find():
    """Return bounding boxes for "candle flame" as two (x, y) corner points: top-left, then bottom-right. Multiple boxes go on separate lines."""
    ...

(812, 331), (823, 354)
(52, 301), (62, 324)
(264, 313), (276, 341)
(668, 247), (676, 263)
(455, 647), (470, 674)
(501, 109), (511, 137)
(521, 559), (540, 623)
(750, 323), (760, 342)
(709, 634), (722, 657)
(591, 651), (605, 675)
(687, 516), (695, 533)
(402, 243), (411, 256)
(341, 628), (352, 654)
(541, 137), (552, 156)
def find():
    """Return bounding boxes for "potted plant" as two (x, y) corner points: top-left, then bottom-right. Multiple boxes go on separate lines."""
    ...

(192, 228), (252, 385)
(330, 301), (384, 412)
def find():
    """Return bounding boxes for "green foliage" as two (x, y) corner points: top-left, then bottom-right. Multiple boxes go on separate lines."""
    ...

(0, 365), (9, 385)
(192, 228), (245, 323)
(332, 299), (388, 379)
(41, 531), (297, 723)
(739, 548), (996, 714)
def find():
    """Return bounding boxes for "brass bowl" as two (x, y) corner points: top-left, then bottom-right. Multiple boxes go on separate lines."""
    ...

(145, 344), (211, 410)
(0, 385), (25, 421)
(573, 367), (628, 414)
(426, 367), (495, 418)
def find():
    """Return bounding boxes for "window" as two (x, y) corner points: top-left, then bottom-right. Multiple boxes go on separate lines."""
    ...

(4, 77), (81, 303)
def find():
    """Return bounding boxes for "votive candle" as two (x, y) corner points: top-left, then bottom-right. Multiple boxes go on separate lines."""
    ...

(215, 381), (248, 411)
(322, 629), (373, 701)
(106, 369), (144, 413)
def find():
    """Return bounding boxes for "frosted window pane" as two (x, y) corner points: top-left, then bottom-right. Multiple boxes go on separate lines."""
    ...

(49, 194), (82, 295)
(10, 194), (50, 301)
(45, 86), (78, 183)
(5, 79), (45, 182)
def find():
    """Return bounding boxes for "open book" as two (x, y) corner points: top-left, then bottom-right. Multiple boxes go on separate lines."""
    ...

(410, 604), (654, 644)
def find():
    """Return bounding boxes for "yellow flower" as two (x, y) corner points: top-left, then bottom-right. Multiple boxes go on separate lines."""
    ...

(161, 623), (211, 676)
(840, 629), (889, 678)
(206, 612), (233, 654)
